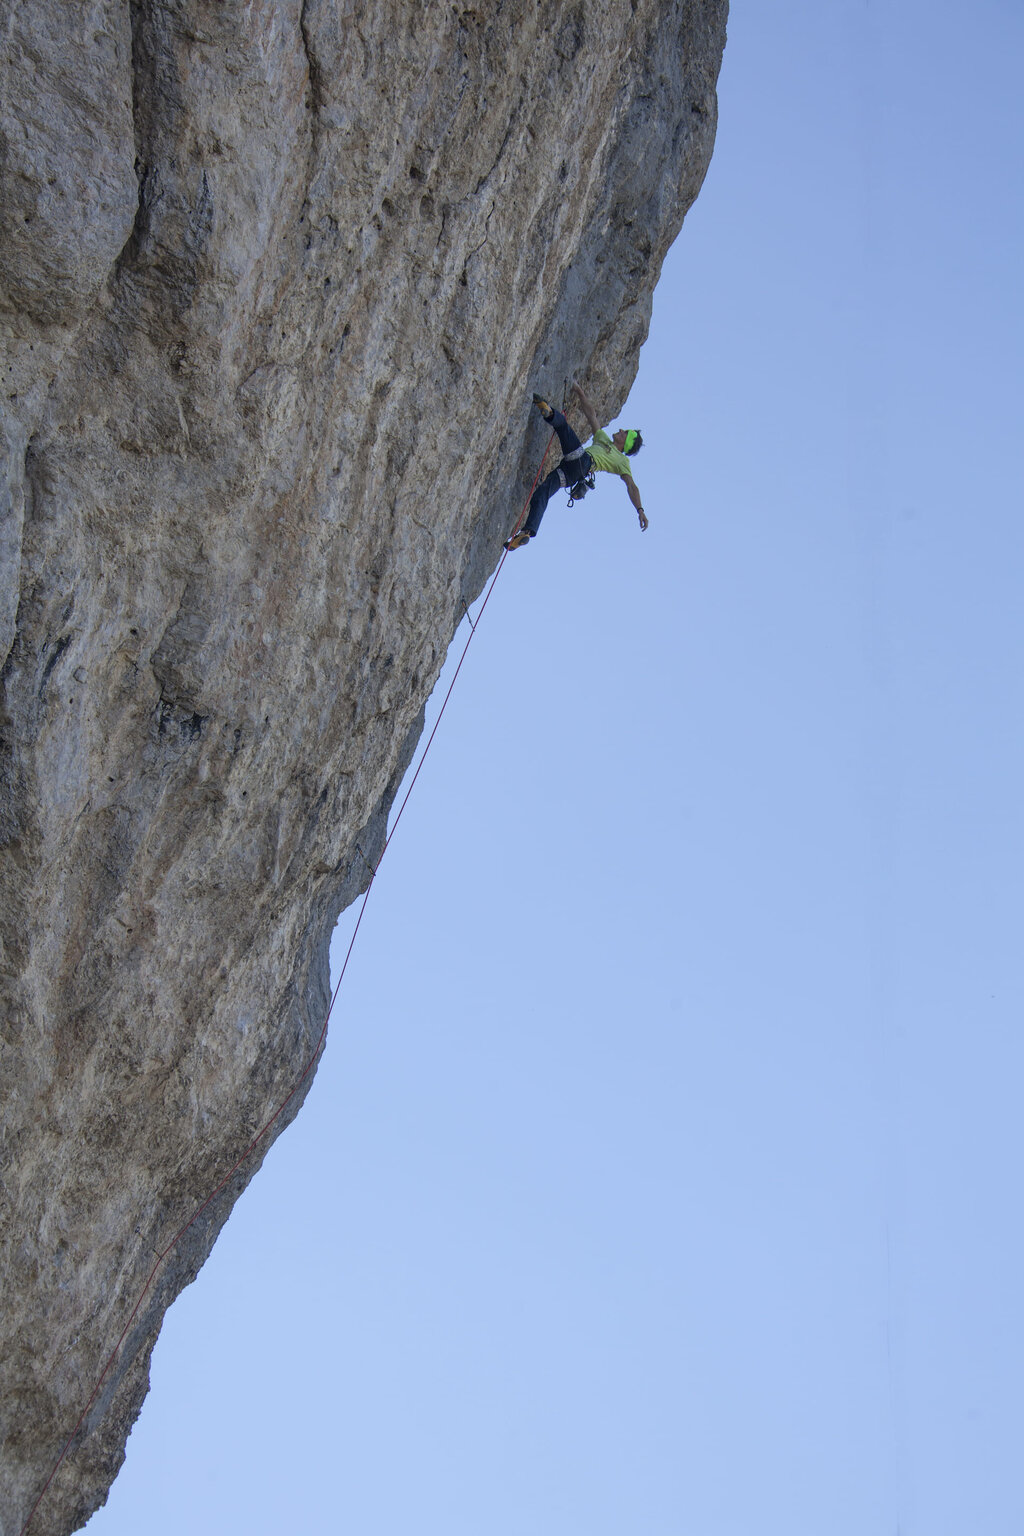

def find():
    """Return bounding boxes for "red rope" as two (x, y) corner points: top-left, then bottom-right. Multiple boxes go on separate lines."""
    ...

(20, 431), (555, 1536)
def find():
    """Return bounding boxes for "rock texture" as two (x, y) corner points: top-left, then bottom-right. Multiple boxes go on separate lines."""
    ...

(0, 2), (726, 1530)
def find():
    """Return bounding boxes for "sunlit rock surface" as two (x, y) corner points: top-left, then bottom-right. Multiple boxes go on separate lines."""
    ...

(0, 2), (726, 1529)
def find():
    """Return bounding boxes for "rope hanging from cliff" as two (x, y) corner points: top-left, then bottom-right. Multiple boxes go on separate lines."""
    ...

(19, 429), (557, 1536)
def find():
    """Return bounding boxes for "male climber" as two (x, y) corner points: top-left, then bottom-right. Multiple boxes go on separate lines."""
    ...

(504, 381), (648, 549)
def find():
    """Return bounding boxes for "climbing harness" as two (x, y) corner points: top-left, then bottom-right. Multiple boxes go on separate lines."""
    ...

(557, 434), (595, 507)
(19, 429), (557, 1536)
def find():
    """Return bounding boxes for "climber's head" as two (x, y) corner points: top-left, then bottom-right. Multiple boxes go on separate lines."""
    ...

(613, 428), (643, 456)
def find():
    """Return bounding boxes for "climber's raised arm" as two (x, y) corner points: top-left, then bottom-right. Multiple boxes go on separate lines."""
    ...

(571, 381), (601, 438)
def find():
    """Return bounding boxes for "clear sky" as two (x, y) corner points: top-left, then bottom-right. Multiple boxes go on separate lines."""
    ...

(86, 3), (1023, 1533)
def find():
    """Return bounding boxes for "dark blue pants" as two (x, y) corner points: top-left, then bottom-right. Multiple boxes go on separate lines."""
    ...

(523, 409), (592, 536)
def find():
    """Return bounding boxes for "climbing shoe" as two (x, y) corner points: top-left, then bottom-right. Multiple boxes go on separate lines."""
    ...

(532, 393), (554, 420)
(504, 529), (533, 551)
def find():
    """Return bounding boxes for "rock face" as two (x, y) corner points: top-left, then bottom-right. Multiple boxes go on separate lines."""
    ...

(0, 2), (726, 1530)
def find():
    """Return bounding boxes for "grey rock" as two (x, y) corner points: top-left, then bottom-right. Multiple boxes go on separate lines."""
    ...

(0, 1), (727, 1530)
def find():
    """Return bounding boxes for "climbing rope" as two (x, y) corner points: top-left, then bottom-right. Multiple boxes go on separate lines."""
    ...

(20, 429), (556, 1536)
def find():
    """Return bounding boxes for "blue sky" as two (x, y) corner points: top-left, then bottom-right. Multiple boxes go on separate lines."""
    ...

(87, 3), (1023, 1533)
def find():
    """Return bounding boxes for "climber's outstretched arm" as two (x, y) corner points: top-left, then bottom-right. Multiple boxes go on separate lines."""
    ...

(622, 473), (648, 531)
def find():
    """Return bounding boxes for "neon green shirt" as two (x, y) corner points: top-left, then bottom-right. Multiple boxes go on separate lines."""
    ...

(587, 427), (633, 478)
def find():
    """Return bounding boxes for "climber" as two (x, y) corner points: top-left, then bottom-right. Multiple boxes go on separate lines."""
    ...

(504, 381), (648, 549)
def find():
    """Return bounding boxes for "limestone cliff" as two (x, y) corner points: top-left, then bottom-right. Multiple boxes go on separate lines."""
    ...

(0, 2), (726, 1530)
